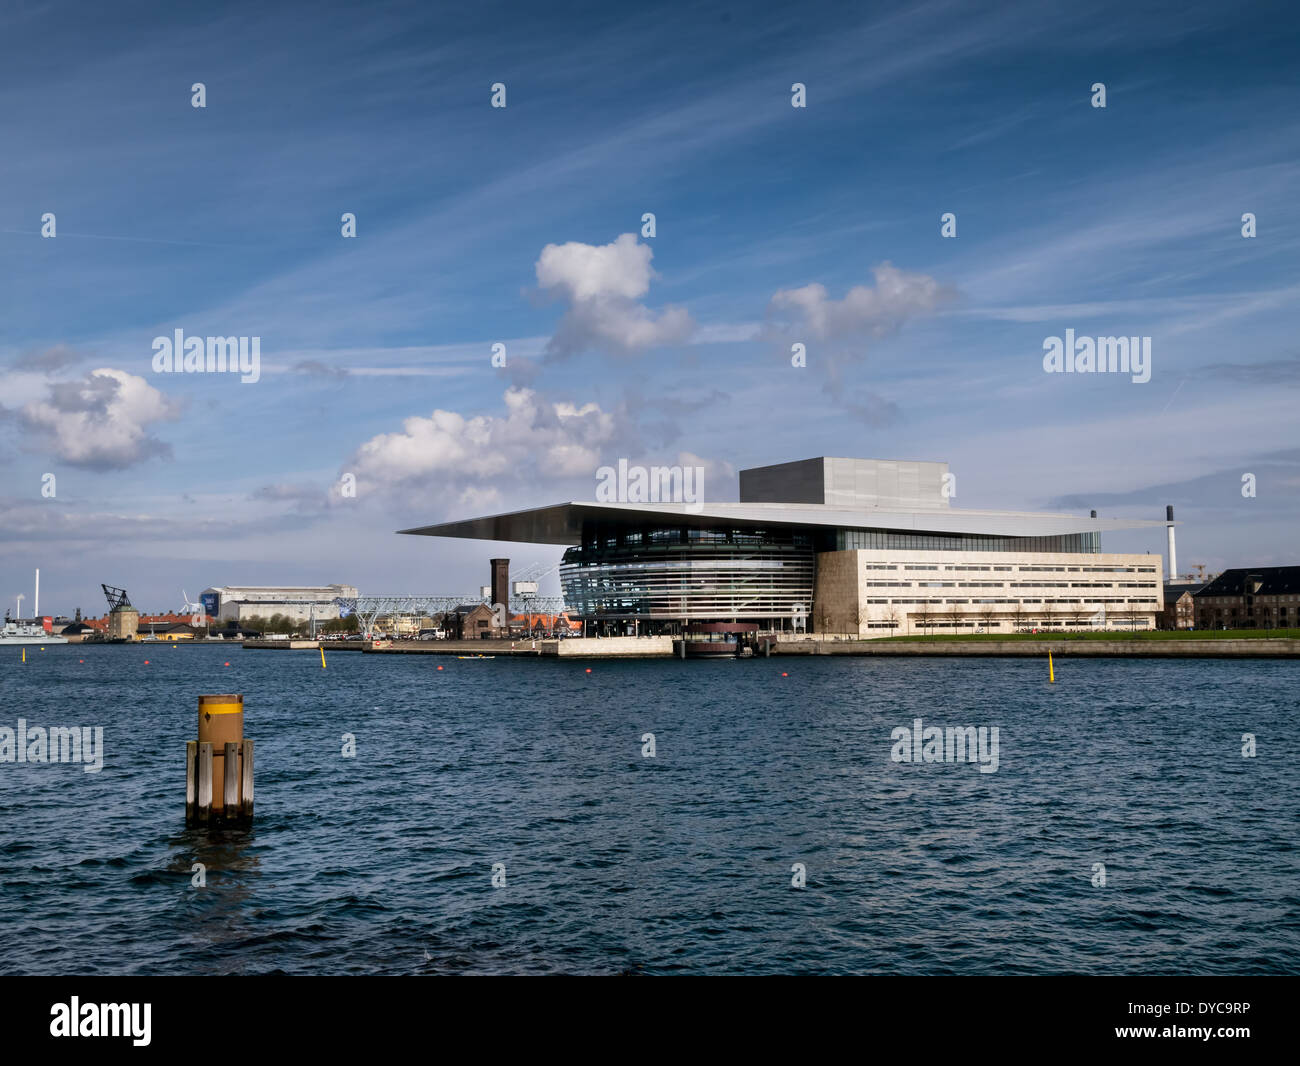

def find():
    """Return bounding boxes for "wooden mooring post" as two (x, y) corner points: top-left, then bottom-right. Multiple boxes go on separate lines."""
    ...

(196, 742), (213, 825)
(186, 695), (254, 827)
(185, 740), (197, 822)
(240, 739), (255, 821)
(223, 742), (239, 813)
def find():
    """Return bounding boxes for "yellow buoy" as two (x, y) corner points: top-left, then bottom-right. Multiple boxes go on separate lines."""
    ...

(320, 645), (327, 669)
(1048, 650), (1055, 683)
(21, 647), (26, 663)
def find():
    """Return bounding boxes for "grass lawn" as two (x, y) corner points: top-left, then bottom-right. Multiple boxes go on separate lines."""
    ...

(870, 628), (1300, 643)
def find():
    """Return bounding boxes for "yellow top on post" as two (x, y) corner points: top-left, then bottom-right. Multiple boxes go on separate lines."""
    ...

(197, 694), (244, 813)
(198, 694), (244, 715)
(198, 694), (244, 749)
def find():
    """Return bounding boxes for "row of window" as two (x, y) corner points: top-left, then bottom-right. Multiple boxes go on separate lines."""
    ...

(909, 619), (1151, 628)
(866, 563), (1158, 575)
(864, 580), (1159, 589)
(1199, 594), (1300, 603)
(906, 620), (1149, 629)
(578, 526), (815, 552)
(1204, 606), (1290, 614)
(837, 531), (1101, 553)
(878, 598), (1158, 606)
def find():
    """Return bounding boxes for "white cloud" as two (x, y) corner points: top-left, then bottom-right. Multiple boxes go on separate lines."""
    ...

(536, 232), (655, 303)
(768, 262), (952, 341)
(456, 484), (504, 513)
(343, 387), (620, 495)
(18, 368), (181, 469)
(536, 233), (695, 357)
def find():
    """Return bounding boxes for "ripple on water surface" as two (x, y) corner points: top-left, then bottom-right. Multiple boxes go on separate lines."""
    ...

(0, 645), (1297, 974)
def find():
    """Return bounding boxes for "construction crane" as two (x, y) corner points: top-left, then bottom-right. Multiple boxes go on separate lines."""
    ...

(102, 584), (133, 611)
(510, 561), (562, 610)
(333, 593), (568, 639)
(511, 560), (560, 584)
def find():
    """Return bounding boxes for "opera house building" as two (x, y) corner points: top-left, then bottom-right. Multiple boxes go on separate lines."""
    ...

(399, 457), (1166, 637)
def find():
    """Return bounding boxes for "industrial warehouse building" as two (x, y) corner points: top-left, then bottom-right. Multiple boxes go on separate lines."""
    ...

(201, 584), (358, 624)
(399, 457), (1167, 637)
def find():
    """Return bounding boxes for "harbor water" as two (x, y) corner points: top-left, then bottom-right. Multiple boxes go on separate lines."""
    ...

(1, 643), (1296, 974)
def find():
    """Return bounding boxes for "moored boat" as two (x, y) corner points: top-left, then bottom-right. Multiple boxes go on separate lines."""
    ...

(0, 620), (68, 645)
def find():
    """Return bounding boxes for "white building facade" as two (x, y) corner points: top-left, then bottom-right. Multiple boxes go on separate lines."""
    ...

(201, 585), (358, 624)
(814, 549), (1162, 635)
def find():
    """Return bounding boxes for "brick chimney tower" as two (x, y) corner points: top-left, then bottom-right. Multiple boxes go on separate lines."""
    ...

(490, 558), (510, 609)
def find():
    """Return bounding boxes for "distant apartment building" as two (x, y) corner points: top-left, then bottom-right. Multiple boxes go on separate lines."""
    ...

(1193, 567), (1300, 630)
(1159, 582), (1203, 629)
(201, 584), (358, 624)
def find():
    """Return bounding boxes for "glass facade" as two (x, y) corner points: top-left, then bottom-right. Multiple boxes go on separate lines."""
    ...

(560, 522), (815, 625)
(559, 519), (1105, 626)
(834, 529), (1100, 553)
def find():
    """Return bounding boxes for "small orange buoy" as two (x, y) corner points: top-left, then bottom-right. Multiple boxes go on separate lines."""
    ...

(781, 672), (788, 677)
(224, 661), (230, 666)
(79, 659), (84, 663)
(585, 668), (592, 673)
(437, 665), (444, 671)
(144, 660), (150, 665)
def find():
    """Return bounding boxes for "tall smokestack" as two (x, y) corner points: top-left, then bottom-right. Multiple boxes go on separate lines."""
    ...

(1165, 505), (1177, 583)
(490, 558), (510, 610)
(34, 569), (39, 618)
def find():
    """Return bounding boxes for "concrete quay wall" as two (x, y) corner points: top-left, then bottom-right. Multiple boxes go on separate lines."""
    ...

(773, 639), (1300, 658)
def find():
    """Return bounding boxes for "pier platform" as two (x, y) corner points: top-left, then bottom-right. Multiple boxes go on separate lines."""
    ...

(239, 636), (1300, 659)
(242, 636), (676, 658)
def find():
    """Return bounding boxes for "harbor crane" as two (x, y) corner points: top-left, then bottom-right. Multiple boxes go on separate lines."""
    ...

(510, 560), (561, 600)
(102, 584), (133, 611)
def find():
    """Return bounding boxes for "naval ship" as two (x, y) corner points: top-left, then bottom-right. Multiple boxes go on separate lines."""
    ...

(0, 619), (68, 644)
(3, 569), (69, 643)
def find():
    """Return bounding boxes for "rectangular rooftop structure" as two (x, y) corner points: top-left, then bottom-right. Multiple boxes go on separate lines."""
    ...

(739, 457), (949, 510)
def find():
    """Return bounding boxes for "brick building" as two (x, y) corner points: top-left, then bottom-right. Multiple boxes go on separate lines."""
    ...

(1159, 582), (1202, 629)
(1193, 566), (1300, 630)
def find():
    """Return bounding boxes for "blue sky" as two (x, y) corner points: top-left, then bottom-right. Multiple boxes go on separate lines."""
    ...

(2, 0), (1297, 615)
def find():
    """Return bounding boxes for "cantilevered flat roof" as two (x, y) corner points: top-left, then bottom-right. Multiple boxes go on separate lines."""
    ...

(397, 501), (1167, 546)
